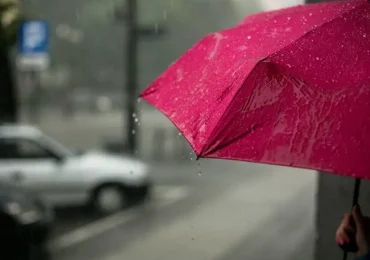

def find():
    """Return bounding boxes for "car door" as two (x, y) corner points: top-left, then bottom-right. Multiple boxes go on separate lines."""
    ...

(0, 137), (61, 204)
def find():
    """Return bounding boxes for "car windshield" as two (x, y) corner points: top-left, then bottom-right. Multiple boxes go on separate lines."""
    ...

(39, 135), (75, 158)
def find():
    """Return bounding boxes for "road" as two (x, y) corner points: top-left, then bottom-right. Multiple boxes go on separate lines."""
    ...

(49, 159), (317, 260)
(20, 110), (316, 259)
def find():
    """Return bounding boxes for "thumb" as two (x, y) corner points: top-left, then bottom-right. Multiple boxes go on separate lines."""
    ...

(353, 205), (365, 232)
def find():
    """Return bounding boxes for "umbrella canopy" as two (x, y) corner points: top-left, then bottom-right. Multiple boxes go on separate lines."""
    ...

(140, 0), (370, 179)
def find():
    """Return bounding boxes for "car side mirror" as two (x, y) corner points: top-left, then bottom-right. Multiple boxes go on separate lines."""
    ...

(52, 154), (65, 164)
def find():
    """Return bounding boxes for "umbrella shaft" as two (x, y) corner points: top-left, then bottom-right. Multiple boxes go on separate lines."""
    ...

(352, 178), (361, 207)
(342, 178), (361, 260)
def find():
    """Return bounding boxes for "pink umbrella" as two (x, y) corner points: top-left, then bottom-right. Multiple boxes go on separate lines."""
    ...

(141, 0), (370, 256)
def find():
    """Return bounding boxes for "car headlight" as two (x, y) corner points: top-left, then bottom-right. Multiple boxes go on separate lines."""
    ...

(4, 201), (42, 225)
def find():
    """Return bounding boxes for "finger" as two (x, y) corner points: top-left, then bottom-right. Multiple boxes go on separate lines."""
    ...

(341, 213), (352, 227)
(337, 213), (352, 233)
(344, 225), (355, 234)
(336, 229), (351, 244)
(336, 213), (354, 244)
(336, 223), (355, 237)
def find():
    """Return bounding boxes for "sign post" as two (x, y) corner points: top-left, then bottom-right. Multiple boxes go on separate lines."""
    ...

(16, 20), (50, 122)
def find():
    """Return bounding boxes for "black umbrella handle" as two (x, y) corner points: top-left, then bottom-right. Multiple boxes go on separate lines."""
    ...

(340, 178), (361, 259)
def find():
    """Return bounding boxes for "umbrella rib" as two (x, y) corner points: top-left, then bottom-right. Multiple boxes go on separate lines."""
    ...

(200, 60), (267, 156)
(203, 120), (267, 157)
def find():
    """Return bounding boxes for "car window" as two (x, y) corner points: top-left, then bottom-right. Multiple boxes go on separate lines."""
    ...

(0, 138), (54, 159)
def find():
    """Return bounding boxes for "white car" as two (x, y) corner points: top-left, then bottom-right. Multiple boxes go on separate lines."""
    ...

(0, 125), (151, 215)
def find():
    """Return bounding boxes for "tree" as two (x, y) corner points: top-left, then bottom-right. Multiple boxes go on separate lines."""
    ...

(0, 0), (23, 123)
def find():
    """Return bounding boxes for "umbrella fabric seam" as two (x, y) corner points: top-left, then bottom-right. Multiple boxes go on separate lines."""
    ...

(201, 60), (265, 156)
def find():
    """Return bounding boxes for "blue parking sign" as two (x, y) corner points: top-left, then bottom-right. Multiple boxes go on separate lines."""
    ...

(18, 20), (49, 55)
(17, 20), (49, 70)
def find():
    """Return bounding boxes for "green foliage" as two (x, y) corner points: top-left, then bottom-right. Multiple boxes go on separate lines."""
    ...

(0, 0), (24, 48)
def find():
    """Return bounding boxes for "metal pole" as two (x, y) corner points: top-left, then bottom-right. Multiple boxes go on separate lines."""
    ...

(0, 22), (17, 124)
(124, 0), (139, 154)
(27, 70), (42, 123)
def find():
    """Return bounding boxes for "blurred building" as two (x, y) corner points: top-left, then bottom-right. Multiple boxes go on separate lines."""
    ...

(18, 0), (274, 113)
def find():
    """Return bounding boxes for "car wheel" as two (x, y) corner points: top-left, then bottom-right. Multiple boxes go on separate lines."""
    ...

(92, 184), (127, 215)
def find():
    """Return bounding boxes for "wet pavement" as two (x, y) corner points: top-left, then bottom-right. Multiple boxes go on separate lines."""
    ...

(50, 160), (316, 260)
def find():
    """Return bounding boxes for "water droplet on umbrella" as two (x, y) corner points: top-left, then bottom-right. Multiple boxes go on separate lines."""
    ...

(364, 33), (367, 38)
(309, 12), (313, 16)
(247, 36), (252, 40)
(287, 17), (291, 21)
(316, 57), (320, 60)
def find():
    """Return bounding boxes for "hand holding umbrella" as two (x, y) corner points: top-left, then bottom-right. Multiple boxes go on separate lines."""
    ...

(336, 205), (370, 259)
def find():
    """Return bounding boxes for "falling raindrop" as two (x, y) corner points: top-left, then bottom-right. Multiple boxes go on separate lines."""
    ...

(75, 9), (81, 22)
(132, 113), (136, 118)
(134, 118), (139, 123)
(132, 130), (136, 135)
(163, 10), (167, 20)
(137, 98), (141, 103)
(197, 161), (202, 176)
(178, 132), (182, 136)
